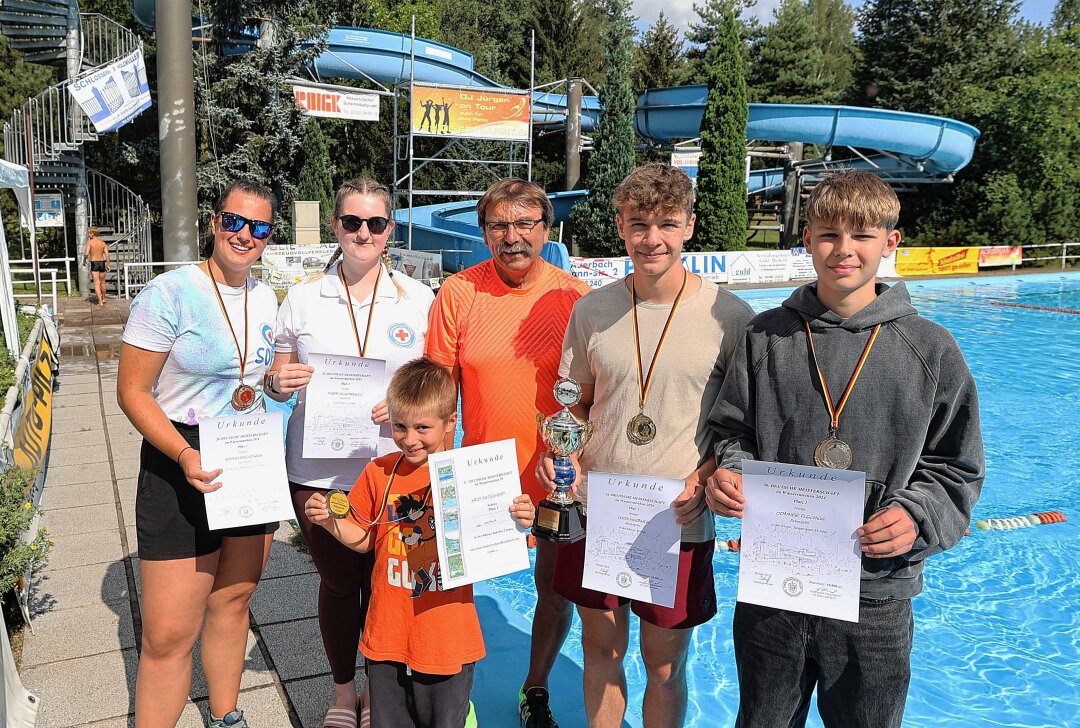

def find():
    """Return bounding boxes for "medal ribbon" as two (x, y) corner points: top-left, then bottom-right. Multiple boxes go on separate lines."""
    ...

(339, 263), (382, 357)
(206, 261), (249, 385)
(803, 320), (881, 431)
(631, 270), (688, 411)
(350, 453), (433, 528)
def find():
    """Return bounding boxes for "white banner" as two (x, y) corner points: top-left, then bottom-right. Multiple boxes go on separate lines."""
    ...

(293, 84), (380, 121)
(260, 243), (339, 289)
(388, 248), (442, 282)
(68, 48), (151, 133)
(571, 249), (827, 286)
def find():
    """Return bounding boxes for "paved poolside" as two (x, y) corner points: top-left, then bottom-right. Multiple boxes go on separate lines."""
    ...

(21, 295), (605, 728)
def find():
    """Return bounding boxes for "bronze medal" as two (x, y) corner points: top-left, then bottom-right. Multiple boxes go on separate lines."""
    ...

(626, 412), (657, 446)
(803, 321), (881, 471)
(207, 261), (258, 414)
(326, 489), (351, 519)
(231, 383), (257, 412)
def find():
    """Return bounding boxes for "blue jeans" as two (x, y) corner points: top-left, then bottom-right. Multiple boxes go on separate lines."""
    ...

(732, 598), (914, 728)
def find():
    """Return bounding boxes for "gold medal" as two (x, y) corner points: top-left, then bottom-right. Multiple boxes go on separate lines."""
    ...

(626, 412), (656, 446)
(326, 489), (351, 519)
(231, 383), (257, 412)
(804, 321), (881, 471)
(628, 271), (687, 446)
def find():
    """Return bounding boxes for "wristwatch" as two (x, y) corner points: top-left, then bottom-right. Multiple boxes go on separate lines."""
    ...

(263, 371), (281, 395)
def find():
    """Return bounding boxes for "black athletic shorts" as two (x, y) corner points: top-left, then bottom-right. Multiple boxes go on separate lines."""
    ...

(136, 421), (279, 561)
(90, 260), (106, 273)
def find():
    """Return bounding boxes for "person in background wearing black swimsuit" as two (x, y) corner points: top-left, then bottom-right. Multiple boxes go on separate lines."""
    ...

(83, 226), (110, 306)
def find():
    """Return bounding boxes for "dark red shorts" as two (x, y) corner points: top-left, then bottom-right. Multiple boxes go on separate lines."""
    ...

(552, 535), (717, 629)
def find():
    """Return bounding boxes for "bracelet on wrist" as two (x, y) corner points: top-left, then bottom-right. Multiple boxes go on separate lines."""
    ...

(264, 371), (281, 395)
(176, 445), (193, 464)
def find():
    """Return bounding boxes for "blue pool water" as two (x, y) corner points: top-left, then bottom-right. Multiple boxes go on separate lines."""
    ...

(485, 272), (1080, 727)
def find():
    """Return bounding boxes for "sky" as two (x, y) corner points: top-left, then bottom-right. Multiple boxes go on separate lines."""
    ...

(632, 0), (1060, 36)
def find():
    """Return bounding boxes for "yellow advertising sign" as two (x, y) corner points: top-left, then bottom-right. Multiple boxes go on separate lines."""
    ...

(13, 334), (56, 473)
(411, 85), (530, 141)
(895, 247), (979, 276)
(978, 245), (1022, 267)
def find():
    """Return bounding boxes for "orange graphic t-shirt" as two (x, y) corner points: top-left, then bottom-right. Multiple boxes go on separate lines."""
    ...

(426, 259), (590, 503)
(348, 453), (485, 675)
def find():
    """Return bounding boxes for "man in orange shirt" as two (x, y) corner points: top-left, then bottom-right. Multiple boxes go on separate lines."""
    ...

(426, 178), (590, 728)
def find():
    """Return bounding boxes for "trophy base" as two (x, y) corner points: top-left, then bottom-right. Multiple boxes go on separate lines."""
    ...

(532, 499), (585, 544)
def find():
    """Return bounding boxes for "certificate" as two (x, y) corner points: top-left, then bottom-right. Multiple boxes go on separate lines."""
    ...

(302, 353), (386, 459)
(427, 439), (530, 589)
(738, 460), (864, 622)
(199, 411), (293, 530)
(581, 472), (682, 608)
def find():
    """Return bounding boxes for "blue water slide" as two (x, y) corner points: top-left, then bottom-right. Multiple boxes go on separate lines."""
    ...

(130, 4), (979, 267)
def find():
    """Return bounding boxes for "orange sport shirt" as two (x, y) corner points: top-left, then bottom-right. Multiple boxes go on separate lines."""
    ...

(426, 259), (590, 503)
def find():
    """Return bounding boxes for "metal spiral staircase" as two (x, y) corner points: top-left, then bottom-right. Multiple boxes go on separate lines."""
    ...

(1, 1), (153, 298)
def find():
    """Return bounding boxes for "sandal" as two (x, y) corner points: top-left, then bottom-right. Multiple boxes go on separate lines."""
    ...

(357, 683), (371, 728)
(322, 705), (357, 728)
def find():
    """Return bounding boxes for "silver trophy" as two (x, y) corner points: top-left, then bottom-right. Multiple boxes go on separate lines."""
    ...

(533, 377), (595, 543)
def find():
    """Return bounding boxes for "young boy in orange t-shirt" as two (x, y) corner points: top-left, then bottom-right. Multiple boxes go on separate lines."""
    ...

(306, 357), (536, 728)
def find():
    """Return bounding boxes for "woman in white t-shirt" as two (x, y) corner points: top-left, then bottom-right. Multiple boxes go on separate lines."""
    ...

(265, 178), (434, 726)
(118, 181), (279, 728)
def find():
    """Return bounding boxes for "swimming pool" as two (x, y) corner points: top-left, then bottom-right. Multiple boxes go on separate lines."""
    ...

(485, 272), (1080, 727)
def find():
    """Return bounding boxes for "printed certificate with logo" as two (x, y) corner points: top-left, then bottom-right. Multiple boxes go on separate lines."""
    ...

(426, 439), (530, 590)
(581, 472), (683, 608)
(737, 459), (865, 622)
(199, 411), (293, 530)
(302, 353), (386, 459)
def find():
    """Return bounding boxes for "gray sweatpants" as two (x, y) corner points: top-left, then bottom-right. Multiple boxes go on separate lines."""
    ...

(366, 660), (474, 728)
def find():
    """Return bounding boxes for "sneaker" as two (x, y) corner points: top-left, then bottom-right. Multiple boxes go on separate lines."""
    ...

(519, 686), (559, 728)
(207, 709), (249, 728)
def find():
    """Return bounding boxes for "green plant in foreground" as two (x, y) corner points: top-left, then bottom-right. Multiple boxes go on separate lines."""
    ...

(0, 467), (51, 595)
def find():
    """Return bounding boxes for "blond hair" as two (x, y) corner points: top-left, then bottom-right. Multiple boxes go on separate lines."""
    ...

(316, 178), (406, 297)
(804, 170), (900, 230)
(385, 357), (457, 421)
(613, 163), (695, 218)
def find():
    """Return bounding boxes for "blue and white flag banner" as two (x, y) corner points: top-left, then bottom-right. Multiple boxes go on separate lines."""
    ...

(68, 47), (152, 133)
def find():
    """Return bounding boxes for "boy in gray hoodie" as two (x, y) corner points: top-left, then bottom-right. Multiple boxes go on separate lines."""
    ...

(705, 170), (984, 728)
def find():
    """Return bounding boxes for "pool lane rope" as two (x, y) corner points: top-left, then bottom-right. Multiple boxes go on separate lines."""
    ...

(989, 301), (1080, 315)
(974, 511), (1067, 531)
(716, 511), (1067, 550)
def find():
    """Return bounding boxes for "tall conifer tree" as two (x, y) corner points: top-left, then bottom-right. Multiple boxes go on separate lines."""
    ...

(693, 4), (748, 251)
(569, 0), (637, 256)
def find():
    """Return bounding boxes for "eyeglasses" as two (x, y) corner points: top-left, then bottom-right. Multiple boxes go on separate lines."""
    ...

(483, 218), (544, 235)
(338, 215), (391, 235)
(217, 211), (273, 240)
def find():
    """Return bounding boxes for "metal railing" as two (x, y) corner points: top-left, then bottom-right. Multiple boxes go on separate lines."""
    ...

(9, 268), (59, 312)
(2, 12), (142, 169)
(8, 257), (76, 295)
(87, 167), (153, 293)
(79, 13), (141, 69)
(1020, 242), (1080, 268)
(123, 262), (269, 300)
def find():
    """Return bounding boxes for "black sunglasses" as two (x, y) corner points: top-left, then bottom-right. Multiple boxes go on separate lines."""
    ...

(338, 214), (391, 235)
(217, 211), (273, 240)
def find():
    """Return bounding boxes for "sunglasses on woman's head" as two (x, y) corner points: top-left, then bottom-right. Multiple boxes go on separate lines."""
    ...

(338, 215), (391, 235)
(217, 211), (273, 240)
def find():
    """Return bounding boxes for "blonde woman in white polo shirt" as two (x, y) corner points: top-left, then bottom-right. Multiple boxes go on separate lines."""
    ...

(264, 179), (434, 728)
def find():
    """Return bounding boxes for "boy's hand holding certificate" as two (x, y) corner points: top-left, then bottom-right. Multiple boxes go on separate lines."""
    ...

(737, 459), (864, 622)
